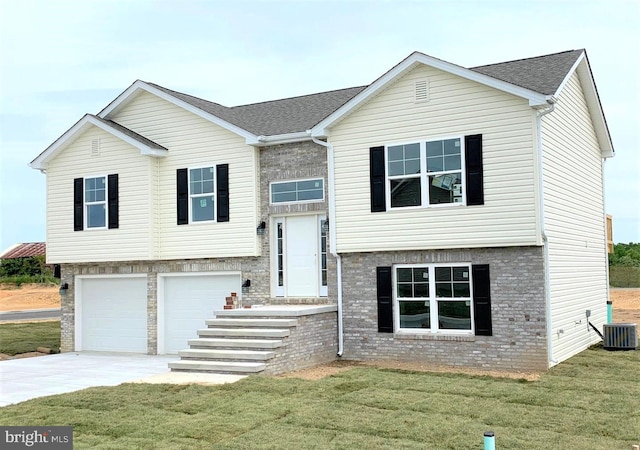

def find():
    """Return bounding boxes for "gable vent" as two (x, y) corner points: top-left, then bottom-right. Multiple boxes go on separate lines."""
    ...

(91, 138), (101, 156)
(414, 78), (429, 103)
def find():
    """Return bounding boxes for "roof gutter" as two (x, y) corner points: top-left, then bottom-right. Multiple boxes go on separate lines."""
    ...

(252, 132), (312, 146)
(535, 97), (558, 366)
(308, 131), (344, 357)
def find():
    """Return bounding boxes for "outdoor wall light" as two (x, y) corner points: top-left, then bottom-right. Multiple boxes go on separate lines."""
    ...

(256, 221), (266, 235)
(322, 219), (330, 233)
(59, 282), (69, 295)
(241, 279), (251, 294)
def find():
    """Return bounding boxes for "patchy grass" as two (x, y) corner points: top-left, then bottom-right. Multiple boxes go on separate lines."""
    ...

(0, 321), (60, 355)
(0, 345), (638, 449)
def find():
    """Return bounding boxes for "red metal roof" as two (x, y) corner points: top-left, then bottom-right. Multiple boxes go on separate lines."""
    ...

(0, 242), (46, 259)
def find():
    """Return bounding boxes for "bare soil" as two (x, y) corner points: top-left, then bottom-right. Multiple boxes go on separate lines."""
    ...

(1, 285), (638, 378)
(0, 284), (60, 312)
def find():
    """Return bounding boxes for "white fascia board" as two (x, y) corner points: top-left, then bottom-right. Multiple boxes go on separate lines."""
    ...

(249, 131), (311, 146)
(575, 58), (615, 158)
(99, 80), (259, 144)
(311, 52), (550, 137)
(29, 114), (167, 170)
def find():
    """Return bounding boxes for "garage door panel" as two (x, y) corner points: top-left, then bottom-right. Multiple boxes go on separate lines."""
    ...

(80, 277), (147, 353)
(163, 275), (240, 354)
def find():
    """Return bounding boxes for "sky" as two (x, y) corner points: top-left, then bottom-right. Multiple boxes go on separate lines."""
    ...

(0, 0), (638, 253)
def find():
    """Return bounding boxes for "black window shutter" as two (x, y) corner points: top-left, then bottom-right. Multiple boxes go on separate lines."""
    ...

(376, 266), (393, 333)
(73, 178), (83, 231)
(370, 146), (386, 212)
(472, 264), (492, 336)
(107, 174), (119, 229)
(216, 164), (229, 222)
(465, 134), (484, 206)
(176, 168), (188, 225)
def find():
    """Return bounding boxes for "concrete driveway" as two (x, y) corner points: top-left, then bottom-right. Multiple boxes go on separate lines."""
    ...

(0, 352), (244, 407)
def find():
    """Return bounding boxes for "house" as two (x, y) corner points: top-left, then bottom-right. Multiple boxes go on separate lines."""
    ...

(30, 49), (613, 374)
(0, 242), (60, 278)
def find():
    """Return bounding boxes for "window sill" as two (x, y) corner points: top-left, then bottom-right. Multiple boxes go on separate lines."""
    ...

(394, 332), (475, 342)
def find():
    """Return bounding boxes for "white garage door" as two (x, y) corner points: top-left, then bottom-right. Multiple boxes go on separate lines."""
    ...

(79, 277), (147, 353)
(162, 274), (241, 354)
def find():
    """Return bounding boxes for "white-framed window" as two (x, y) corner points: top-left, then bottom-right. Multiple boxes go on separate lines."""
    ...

(189, 167), (215, 222)
(85, 176), (107, 229)
(394, 263), (473, 334)
(320, 217), (328, 297)
(387, 137), (464, 208)
(270, 178), (324, 204)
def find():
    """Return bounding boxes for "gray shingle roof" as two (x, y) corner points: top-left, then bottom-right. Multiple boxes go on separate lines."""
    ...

(90, 114), (168, 150)
(470, 49), (583, 95)
(146, 50), (582, 137)
(148, 83), (366, 136)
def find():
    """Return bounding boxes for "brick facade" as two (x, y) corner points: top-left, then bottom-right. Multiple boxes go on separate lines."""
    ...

(339, 246), (549, 372)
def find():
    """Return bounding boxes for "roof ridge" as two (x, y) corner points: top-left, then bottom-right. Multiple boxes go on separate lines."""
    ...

(229, 85), (368, 109)
(470, 49), (583, 69)
(145, 82), (229, 109)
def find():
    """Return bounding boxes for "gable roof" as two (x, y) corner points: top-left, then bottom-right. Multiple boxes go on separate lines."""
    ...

(34, 49), (613, 167)
(1, 242), (46, 259)
(30, 114), (168, 170)
(312, 49), (613, 156)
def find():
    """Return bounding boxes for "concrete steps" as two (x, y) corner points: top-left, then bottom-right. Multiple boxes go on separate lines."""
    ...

(170, 313), (298, 375)
(169, 360), (266, 374)
(178, 348), (275, 361)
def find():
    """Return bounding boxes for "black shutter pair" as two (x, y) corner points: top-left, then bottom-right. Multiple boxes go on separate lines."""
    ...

(73, 175), (119, 231)
(376, 264), (492, 336)
(369, 134), (484, 211)
(176, 165), (229, 225)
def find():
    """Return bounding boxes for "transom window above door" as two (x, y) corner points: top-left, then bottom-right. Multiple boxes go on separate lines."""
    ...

(271, 178), (324, 204)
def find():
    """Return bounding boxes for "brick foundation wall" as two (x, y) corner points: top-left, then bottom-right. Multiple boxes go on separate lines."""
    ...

(263, 311), (338, 375)
(340, 246), (549, 372)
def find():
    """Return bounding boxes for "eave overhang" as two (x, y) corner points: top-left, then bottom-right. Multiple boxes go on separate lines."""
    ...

(29, 114), (168, 170)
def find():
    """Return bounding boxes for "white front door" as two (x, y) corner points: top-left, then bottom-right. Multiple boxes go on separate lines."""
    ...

(274, 215), (327, 297)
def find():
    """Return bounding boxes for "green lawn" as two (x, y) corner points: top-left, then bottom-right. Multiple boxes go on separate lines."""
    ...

(0, 320), (60, 355)
(0, 345), (638, 449)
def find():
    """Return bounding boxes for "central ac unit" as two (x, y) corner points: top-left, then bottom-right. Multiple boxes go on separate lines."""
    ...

(603, 324), (638, 350)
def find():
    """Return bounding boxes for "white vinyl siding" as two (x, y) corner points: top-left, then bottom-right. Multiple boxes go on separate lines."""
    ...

(542, 72), (608, 365)
(46, 126), (153, 263)
(328, 64), (540, 253)
(112, 91), (259, 259)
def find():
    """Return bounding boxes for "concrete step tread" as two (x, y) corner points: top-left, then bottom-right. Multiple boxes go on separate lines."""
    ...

(205, 318), (298, 327)
(169, 360), (265, 373)
(198, 328), (290, 337)
(178, 349), (275, 360)
(188, 338), (283, 349)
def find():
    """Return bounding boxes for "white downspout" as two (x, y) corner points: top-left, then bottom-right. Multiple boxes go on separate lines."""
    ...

(310, 133), (344, 357)
(536, 98), (558, 365)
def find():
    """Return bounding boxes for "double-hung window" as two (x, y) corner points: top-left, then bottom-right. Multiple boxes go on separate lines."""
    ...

(387, 137), (464, 208)
(395, 264), (473, 333)
(84, 176), (107, 228)
(74, 174), (118, 231)
(176, 165), (229, 225)
(189, 167), (215, 222)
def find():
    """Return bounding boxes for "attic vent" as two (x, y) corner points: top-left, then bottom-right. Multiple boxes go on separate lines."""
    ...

(91, 138), (101, 156)
(414, 79), (429, 103)
(603, 323), (638, 350)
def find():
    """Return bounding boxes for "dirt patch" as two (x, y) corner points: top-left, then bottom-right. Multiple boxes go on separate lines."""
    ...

(0, 352), (50, 361)
(611, 288), (640, 325)
(0, 284), (60, 312)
